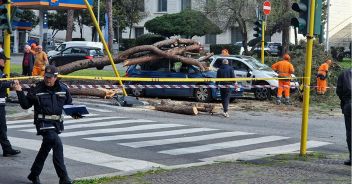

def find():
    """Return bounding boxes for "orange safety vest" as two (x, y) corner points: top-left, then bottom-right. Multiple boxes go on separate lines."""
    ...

(318, 63), (329, 76)
(271, 60), (294, 77)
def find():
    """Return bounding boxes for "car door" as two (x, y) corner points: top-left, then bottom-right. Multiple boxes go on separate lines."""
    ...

(231, 59), (252, 89)
(163, 62), (192, 97)
(50, 47), (73, 66)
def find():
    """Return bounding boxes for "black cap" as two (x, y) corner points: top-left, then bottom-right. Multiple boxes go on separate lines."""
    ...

(44, 65), (59, 77)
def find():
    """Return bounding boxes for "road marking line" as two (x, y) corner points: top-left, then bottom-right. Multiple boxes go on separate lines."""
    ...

(87, 107), (113, 112)
(201, 141), (331, 162)
(63, 119), (155, 130)
(49, 124), (186, 137)
(85, 128), (217, 142)
(9, 137), (163, 171)
(7, 114), (99, 124)
(119, 131), (255, 148)
(159, 136), (289, 155)
(8, 116), (122, 129)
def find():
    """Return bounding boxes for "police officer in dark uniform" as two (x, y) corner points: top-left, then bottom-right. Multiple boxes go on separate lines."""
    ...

(14, 65), (77, 184)
(216, 59), (234, 118)
(336, 68), (352, 166)
(0, 53), (21, 157)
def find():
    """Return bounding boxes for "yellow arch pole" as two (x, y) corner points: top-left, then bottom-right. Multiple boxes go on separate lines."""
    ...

(4, 1), (11, 94)
(82, 0), (127, 96)
(300, 0), (316, 156)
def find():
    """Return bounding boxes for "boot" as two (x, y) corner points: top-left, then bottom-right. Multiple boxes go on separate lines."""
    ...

(27, 173), (41, 184)
(59, 176), (72, 184)
(276, 97), (282, 105)
(3, 149), (21, 157)
(284, 97), (292, 105)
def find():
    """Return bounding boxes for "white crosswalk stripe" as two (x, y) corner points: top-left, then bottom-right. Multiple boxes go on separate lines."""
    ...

(201, 141), (331, 162)
(7, 116), (121, 129)
(9, 137), (163, 171)
(118, 131), (254, 148)
(51, 124), (186, 137)
(7, 114), (99, 125)
(22, 119), (156, 133)
(85, 128), (218, 142)
(158, 136), (290, 155)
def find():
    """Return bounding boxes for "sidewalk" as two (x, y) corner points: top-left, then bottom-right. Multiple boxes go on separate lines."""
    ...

(79, 152), (351, 184)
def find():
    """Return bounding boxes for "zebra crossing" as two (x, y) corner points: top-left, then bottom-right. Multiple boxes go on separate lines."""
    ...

(7, 106), (331, 172)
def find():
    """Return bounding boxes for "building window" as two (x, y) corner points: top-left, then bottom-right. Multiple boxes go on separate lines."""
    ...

(135, 27), (144, 38)
(181, 0), (191, 10)
(139, 0), (145, 12)
(158, 0), (167, 12)
(231, 27), (243, 44)
(205, 34), (217, 44)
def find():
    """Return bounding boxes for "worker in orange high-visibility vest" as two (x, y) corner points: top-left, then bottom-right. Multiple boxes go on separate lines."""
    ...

(221, 49), (230, 56)
(316, 59), (333, 95)
(272, 54), (295, 105)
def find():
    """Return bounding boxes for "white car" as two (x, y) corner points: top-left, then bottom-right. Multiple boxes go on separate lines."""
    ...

(47, 41), (104, 57)
(209, 55), (299, 100)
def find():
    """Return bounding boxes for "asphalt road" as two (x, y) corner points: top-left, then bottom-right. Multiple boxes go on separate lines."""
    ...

(1, 97), (347, 184)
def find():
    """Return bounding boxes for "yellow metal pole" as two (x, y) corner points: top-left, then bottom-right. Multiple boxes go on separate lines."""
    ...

(4, 1), (11, 94)
(261, 20), (265, 64)
(82, 0), (127, 96)
(300, 0), (316, 156)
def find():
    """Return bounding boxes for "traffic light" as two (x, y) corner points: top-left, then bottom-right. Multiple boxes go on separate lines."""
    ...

(253, 20), (262, 38)
(291, 0), (308, 35)
(0, 0), (9, 6)
(0, 4), (11, 32)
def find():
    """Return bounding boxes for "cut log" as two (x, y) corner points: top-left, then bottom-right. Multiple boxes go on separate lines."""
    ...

(154, 105), (198, 115)
(69, 88), (119, 99)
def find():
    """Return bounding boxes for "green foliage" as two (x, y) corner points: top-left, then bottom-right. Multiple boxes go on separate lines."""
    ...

(120, 38), (136, 50)
(210, 44), (241, 55)
(145, 9), (221, 38)
(48, 10), (72, 38)
(135, 34), (166, 46)
(17, 10), (39, 28)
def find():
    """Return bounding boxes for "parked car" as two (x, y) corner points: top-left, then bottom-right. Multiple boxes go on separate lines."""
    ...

(253, 42), (282, 56)
(209, 55), (299, 100)
(47, 41), (104, 57)
(234, 41), (252, 55)
(49, 46), (105, 70)
(125, 59), (244, 102)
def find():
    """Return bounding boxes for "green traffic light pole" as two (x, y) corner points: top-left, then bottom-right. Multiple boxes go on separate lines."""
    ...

(300, 0), (316, 156)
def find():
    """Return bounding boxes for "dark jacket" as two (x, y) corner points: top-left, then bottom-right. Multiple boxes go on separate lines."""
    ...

(22, 52), (35, 76)
(0, 70), (12, 107)
(216, 64), (235, 85)
(16, 80), (72, 134)
(336, 69), (352, 110)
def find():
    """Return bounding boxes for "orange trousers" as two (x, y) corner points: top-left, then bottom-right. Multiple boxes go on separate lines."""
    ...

(317, 77), (327, 94)
(277, 79), (291, 98)
(32, 66), (45, 76)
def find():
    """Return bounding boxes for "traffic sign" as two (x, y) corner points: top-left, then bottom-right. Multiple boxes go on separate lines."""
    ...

(263, 1), (271, 15)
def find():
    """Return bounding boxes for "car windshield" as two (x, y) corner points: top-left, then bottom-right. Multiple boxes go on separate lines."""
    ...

(89, 49), (104, 56)
(243, 57), (271, 71)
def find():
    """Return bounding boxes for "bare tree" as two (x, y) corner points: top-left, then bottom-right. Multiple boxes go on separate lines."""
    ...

(66, 9), (74, 41)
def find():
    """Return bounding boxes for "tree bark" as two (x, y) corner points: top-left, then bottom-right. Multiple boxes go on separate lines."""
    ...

(66, 9), (74, 41)
(154, 105), (198, 115)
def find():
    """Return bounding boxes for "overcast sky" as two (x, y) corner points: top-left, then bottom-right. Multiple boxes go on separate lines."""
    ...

(328, 0), (352, 35)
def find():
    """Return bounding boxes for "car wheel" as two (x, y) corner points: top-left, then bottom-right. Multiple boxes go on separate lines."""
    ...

(254, 84), (271, 100)
(194, 86), (212, 102)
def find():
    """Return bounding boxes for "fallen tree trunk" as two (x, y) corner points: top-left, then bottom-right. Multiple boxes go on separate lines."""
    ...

(154, 105), (198, 115)
(69, 88), (119, 99)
